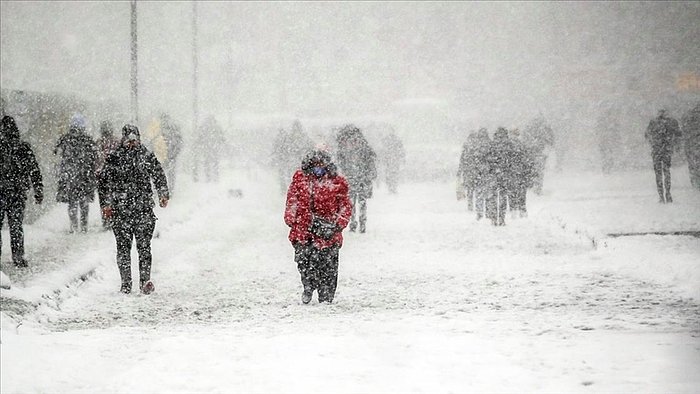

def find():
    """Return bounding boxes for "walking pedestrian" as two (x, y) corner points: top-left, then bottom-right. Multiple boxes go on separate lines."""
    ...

(0, 116), (43, 267)
(99, 124), (169, 294)
(54, 113), (98, 233)
(284, 150), (352, 304)
(645, 109), (682, 203)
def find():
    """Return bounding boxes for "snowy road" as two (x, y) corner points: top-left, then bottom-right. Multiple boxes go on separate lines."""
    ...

(2, 168), (700, 393)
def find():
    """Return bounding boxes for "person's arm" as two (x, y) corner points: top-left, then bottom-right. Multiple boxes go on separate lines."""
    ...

(24, 144), (43, 204)
(334, 177), (352, 231)
(284, 172), (302, 227)
(146, 151), (169, 206)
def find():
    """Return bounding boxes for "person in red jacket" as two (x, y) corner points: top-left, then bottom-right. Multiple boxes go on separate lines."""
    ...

(284, 150), (352, 304)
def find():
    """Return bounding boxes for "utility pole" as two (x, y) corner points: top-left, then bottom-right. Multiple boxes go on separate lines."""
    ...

(192, 1), (199, 135)
(130, 0), (139, 124)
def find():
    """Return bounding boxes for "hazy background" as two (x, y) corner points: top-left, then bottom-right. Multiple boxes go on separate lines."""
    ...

(1, 1), (699, 173)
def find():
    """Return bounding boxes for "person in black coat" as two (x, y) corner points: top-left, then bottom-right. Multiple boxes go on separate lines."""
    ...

(645, 109), (682, 203)
(0, 116), (43, 267)
(681, 103), (700, 190)
(472, 128), (492, 220)
(336, 125), (377, 233)
(485, 127), (514, 226)
(457, 131), (478, 211)
(54, 114), (98, 233)
(507, 128), (535, 218)
(99, 124), (169, 295)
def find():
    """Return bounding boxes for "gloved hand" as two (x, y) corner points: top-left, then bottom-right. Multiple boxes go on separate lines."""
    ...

(159, 197), (169, 208)
(34, 192), (43, 204)
(102, 206), (113, 219)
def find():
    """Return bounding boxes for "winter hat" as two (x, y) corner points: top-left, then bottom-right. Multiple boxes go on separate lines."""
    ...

(302, 149), (337, 177)
(70, 113), (87, 130)
(1, 115), (20, 141)
(122, 124), (140, 142)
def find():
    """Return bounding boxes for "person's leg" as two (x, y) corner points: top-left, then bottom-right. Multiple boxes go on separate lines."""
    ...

(294, 242), (315, 302)
(7, 196), (27, 265)
(497, 186), (507, 226)
(466, 186), (474, 211)
(68, 199), (78, 232)
(359, 196), (368, 233)
(317, 246), (339, 303)
(134, 216), (156, 290)
(79, 198), (89, 232)
(485, 187), (497, 225)
(113, 221), (134, 293)
(652, 155), (664, 202)
(349, 192), (358, 232)
(662, 154), (672, 202)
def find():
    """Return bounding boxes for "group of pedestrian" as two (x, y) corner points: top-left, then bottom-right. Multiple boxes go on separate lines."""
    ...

(645, 105), (700, 202)
(457, 127), (537, 226)
(1, 113), (171, 295)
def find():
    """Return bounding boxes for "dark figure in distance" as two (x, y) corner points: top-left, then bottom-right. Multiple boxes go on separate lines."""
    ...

(507, 128), (535, 218)
(272, 120), (313, 193)
(681, 103), (700, 191)
(99, 125), (169, 295)
(645, 109), (682, 203)
(380, 131), (406, 194)
(522, 115), (555, 195)
(193, 115), (226, 183)
(54, 113), (98, 233)
(472, 128), (492, 220)
(336, 125), (377, 233)
(457, 131), (478, 211)
(284, 150), (352, 304)
(485, 127), (515, 226)
(0, 116), (43, 267)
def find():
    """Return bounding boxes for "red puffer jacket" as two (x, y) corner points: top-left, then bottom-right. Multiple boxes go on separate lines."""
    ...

(284, 169), (352, 249)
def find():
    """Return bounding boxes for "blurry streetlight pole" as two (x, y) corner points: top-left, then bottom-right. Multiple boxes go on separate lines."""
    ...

(192, 1), (199, 135)
(130, 0), (139, 124)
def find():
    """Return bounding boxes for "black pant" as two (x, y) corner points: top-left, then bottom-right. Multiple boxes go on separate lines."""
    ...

(509, 186), (527, 213)
(112, 213), (156, 290)
(294, 243), (339, 303)
(652, 153), (672, 202)
(486, 185), (507, 226)
(349, 192), (367, 232)
(68, 198), (89, 232)
(0, 193), (26, 263)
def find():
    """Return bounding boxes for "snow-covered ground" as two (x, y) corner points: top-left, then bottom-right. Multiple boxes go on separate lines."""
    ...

(1, 165), (699, 393)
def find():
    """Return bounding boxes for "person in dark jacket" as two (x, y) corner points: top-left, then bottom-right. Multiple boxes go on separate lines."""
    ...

(336, 125), (377, 233)
(645, 109), (682, 203)
(507, 128), (535, 218)
(99, 124), (169, 295)
(472, 128), (492, 220)
(284, 150), (352, 304)
(681, 103), (700, 190)
(522, 115), (555, 195)
(457, 131), (478, 211)
(0, 116), (43, 267)
(95, 121), (121, 230)
(54, 113), (98, 233)
(485, 127), (515, 226)
(160, 114), (183, 193)
(380, 131), (406, 194)
(193, 115), (226, 183)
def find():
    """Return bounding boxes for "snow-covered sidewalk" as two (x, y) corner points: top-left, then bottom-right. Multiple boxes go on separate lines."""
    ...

(1, 167), (699, 393)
